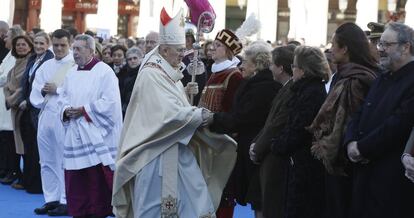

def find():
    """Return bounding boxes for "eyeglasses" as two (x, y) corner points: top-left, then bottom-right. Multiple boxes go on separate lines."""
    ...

(127, 56), (139, 61)
(377, 41), (400, 49)
(170, 46), (187, 54)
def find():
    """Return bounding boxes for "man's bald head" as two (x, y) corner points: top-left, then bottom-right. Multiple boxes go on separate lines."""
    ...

(145, 31), (159, 54)
(0, 21), (9, 38)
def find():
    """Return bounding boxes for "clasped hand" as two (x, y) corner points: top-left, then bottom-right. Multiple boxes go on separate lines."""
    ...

(64, 107), (83, 119)
(41, 82), (57, 95)
(402, 154), (414, 183)
(347, 141), (369, 163)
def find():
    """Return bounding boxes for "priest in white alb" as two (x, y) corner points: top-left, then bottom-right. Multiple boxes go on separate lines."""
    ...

(59, 34), (123, 217)
(30, 29), (74, 216)
(112, 8), (237, 218)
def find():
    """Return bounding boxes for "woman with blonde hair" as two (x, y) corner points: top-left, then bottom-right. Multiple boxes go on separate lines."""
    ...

(20, 31), (54, 194)
(270, 46), (328, 218)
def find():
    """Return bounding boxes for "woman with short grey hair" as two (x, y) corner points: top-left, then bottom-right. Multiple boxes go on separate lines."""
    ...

(118, 46), (144, 117)
(242, 40), (272, 75)
(102, 44), (113, 65)
(125, 47), (144, 71)
(209, 40), (281, 218)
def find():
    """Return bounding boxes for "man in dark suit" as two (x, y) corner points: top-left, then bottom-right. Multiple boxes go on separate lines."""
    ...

(344, 22), (414, 218)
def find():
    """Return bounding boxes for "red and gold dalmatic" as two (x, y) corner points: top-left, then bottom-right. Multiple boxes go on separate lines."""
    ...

(199, 68), (243, 113)
(198, 67), (243, 218)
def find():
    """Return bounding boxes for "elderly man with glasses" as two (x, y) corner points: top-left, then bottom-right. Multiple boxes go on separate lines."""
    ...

(113, 8), (236, 218)
(344, 22), (414, 218)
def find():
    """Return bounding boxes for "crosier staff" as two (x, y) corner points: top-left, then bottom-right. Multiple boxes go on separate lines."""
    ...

(185, 0), (215, 105)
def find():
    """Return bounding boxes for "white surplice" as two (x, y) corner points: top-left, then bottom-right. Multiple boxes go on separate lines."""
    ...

(0, 52), (15, 131)
(30, 54), (74, 204)
(59, 60), (122, 170)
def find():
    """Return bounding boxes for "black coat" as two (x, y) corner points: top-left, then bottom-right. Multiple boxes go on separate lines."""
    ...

(253, 80), (295, 218)
(271, 77), (327, 218)
(117, 65), (139, 117)
(21, 50), (54, 129)
(344, 61), (414, 218)
(210, 68), (281, 209)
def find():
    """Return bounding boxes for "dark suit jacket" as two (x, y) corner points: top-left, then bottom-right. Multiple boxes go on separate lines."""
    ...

(20, 50), (54, 128)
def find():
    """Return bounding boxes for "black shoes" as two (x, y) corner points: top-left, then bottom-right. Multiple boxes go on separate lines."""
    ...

(47, 204), (68, 216)
(34, 201), (60, 215)
(0, 171), (18, 185)
(0, 169), (7, 179)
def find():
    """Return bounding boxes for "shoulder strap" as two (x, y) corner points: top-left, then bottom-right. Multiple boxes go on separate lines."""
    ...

(49, 61), (76, 86)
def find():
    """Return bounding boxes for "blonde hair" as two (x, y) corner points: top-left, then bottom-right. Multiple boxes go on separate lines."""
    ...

(34, 31), (51, 45)
(294, 46), (330, 82)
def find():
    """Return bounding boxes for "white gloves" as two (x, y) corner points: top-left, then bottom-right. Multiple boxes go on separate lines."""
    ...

(402, 154), (414, 183)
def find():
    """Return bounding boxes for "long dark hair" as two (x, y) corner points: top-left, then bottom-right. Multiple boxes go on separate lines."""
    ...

(334, 22), (378, 70)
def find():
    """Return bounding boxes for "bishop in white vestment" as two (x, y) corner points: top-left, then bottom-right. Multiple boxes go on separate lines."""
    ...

(112, 8), (237, 218)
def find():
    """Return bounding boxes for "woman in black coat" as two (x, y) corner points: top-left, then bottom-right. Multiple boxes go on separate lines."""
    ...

(118, 47), (144, 117)
(270, 46), (329, 218)
(210, 41), (281, 217)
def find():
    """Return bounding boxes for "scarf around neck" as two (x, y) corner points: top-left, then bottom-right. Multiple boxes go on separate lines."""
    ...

(211, 56), (240, 73)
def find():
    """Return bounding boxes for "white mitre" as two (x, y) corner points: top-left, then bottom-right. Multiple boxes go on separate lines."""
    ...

(159, 7), (185, 45)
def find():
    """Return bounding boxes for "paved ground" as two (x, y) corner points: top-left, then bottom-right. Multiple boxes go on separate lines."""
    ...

(0, 183), (253, 218)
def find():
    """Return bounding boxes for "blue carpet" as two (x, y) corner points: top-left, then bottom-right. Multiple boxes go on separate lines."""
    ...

(0, 183), (253, 218)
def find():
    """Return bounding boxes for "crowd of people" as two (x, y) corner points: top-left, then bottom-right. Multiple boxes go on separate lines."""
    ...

(1, 6), (414, 218)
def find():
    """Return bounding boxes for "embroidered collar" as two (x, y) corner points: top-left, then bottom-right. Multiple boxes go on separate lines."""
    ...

(211, 56), (240, 73)
(151, 53), (184, 82)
